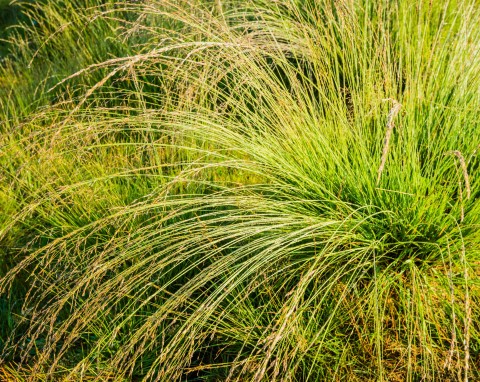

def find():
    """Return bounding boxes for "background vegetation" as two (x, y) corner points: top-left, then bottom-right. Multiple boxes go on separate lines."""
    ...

(1, 0), (479, 380)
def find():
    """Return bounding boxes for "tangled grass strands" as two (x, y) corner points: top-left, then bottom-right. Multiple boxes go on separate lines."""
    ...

(1, 0), (480, 380)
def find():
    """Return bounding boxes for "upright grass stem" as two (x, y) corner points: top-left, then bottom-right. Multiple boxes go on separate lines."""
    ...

(377, 99), (402, 185)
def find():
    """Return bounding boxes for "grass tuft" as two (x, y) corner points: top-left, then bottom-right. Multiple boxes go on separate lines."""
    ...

(1, 0), (480, 380)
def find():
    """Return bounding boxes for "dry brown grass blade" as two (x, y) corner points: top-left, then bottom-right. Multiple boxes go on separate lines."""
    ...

(445, 150), (471, 201)
(377, 99), (402, 185)
(461, 238), (471, 382)
(444, 150), (472, 381)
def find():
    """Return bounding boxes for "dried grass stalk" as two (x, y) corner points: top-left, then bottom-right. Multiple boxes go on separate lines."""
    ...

(377, 99), (402, 185)
(445, 150), (471, 200)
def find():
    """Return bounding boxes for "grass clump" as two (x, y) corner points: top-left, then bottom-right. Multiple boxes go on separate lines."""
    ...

(1, 0), (480, 380)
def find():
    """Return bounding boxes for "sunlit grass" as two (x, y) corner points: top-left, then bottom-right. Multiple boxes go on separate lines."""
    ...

(1, 0), (480, 380)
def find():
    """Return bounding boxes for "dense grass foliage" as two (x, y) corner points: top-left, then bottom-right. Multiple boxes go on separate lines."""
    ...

(1, 0), (480, 380)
